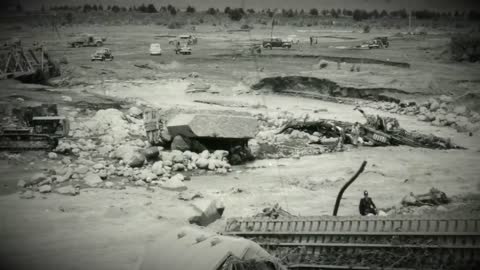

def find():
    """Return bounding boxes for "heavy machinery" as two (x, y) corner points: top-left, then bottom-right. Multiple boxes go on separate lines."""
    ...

(68, 34), (106, 48)
(356, 36), (390, 49)
(0, 104), (69, 151)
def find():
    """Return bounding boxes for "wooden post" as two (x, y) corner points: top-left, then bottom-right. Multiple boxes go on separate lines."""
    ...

(332, 161), (367, 216)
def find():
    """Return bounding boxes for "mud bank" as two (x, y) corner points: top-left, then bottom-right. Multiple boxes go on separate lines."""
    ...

(251, 76), (418, 103)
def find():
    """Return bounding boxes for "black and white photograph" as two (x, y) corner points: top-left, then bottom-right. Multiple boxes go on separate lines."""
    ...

(0, 0), (479, 269)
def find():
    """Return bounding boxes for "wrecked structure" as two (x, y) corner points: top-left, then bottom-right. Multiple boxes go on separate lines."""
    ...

(0, 39), (59, 83)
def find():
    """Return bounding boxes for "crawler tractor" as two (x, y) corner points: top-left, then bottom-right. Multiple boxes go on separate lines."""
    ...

(0, 104), (69, 151)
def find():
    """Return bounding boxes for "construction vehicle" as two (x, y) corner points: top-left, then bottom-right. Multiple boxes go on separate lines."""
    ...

(0, 39), (59, 82)
(0, 104), (69, 151)
(91, 48), (114, 61)
(356, 36), (390, 49)
(68, 34), (106, 48)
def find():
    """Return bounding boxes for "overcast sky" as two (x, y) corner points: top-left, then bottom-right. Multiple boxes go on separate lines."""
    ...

(12, 0), (480, 11)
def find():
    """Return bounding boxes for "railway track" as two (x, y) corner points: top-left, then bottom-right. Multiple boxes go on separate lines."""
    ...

(223, 216), (480, 270)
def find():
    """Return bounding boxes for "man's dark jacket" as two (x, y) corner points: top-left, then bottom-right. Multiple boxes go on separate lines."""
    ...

(359, 197), (376, 215)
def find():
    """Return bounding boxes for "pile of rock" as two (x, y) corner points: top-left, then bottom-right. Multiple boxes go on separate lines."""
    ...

(18, 107), (237, 197)
(368, 96), (480, 133)
(18, 170), (80, 198)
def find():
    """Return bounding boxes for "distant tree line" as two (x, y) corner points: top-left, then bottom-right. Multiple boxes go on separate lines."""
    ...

(40, 4), (480, 22)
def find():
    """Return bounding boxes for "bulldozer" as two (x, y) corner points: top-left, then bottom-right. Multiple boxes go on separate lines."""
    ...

(0, 104), (69, 151)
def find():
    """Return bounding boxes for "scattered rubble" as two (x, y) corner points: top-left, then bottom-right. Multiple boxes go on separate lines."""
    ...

(360, 95), (480, 134)
(401, 187), (450, 206)
(254, 203), (295, 219)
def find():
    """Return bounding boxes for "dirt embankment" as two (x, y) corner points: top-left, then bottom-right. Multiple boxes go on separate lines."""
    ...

(251, 75), (415, 103)
(212, 53), (411, 68)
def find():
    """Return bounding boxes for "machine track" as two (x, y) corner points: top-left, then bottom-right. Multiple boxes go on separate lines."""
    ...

(0, 135), (57, 151)
(224, 216), (480, 270)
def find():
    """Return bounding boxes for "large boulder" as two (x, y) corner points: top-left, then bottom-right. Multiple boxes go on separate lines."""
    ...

(188, 199), (225, 226)
(128, 107), (143, 118)
(113, 145), (146, 167)
(171, 135), (192, 151)
(195, 158), (209, 169)
(56, 185), (79, 196)
(143, 147), (160, 160)
(161, 174), (187, 191)
(84, 173), (103, 187)
(151, 161), (164, 175)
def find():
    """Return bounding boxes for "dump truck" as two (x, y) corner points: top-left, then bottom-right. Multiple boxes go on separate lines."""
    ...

(68, 34), (106, 48)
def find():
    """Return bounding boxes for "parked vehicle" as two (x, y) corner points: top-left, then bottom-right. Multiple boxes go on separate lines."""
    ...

(262, 38), (292, 49)
(68, 34), (106, 48)
(356, 37), (390, 49)
(149, 43), (162, 55)
(169, 34), (197, 46)
(178, 45), (192, 55)
(91, 48), (114, 61)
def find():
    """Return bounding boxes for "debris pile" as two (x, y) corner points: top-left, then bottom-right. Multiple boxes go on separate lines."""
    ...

(364, 95), (480, 133)
(15, 108), (239, 197)
(254, 203), (295, 219)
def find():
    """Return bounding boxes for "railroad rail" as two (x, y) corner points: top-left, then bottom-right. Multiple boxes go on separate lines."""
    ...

(223, 216), (480, 270)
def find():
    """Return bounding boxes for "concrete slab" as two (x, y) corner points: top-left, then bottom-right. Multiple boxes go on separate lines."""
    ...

(167, 114), (258, 139)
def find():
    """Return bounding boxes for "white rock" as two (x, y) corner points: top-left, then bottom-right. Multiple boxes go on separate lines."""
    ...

(195, 158), (209, 169)
(429, 98), (440, 111)
(38, 185), (52, 193)
(207, 160), (216, 170)
(151, 161), (164, 175)
(27, 173), (47, 186)
(93, 163), (105, 170)
(212, 150), (229, 160)
(188, 199), (225, 226)
(104, 181), (114, 188)
(128, 107), (143, 118)
(75, 165), (89, 174)
(199, 150), (210, 159)
(172, 163), (186, 171)
(161, 173), (186, 191)
(61, 95), (73, 102)
(17, 179), (26, 188)
(453, 105), (467, 115)
(56, 185), (78, 196)
(439, 95), (453, 103)
(48, 152), (58, 159)
(84, 173), (103, 187)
